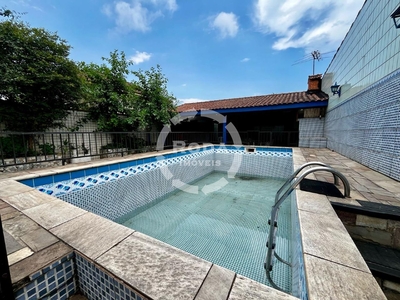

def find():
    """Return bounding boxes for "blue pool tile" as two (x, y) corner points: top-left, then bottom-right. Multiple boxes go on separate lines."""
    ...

(36, 275), (45, 284)
(15, 288), (24, 297)
(34, 176), (53, 187)
(142, 158), (151, 164)
(37, 281), (46, 292)
(29, 270), (41, 281)
(27, 287), (36, 298)
(98, 165), (109, 173)
(70, 170), (85, 180)
(16, 294), (25, 300)
(38, 288), (47, 298)
(19, 178), (34, 187)
(85, 167), (98, 176)
(51, 260), (60, 269)
(109, 164), (119, 171)
(54, 173), (70, 183)
(119, 161), (131, 169)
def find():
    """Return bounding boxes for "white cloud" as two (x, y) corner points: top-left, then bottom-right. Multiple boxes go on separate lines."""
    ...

(129, 51), (151, 64)
(210, 12), (239, 38)
(102, 4), (112, 17)
(252, 0), (364, 52)
(149, 0), (177, 12)
(241, 58), (250, 62)
(103, 0), (177, 33)
(182, 83), (187, 87)
(178, 98), (207, 105)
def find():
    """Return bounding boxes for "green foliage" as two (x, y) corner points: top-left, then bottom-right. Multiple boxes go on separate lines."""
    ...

(0, 9), (176, 134)
(100, 135), (146, 152)
(79, 50), (139, 131)
(37, 143), (55, 155)
(80, 51), (177, 132)
(0, 135), (35, 158)
(0, 11), (82, 132)
(133, 65), (178, 131)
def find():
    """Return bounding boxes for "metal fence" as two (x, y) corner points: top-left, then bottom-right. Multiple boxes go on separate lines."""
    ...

(0, 131), (298, 169)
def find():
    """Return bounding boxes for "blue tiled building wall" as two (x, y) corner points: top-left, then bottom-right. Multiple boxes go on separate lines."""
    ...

(298, 118), (327, 148)
(321, 0), (400, 110)
(325, 69), (400, 181)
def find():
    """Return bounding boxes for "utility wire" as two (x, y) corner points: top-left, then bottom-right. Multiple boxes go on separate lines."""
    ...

(292, 50), (336, 74)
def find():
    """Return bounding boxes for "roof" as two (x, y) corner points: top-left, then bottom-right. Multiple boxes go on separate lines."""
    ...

(178, 91), (329, 112)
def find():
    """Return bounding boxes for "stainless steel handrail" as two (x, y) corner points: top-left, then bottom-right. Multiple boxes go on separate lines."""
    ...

(274, 162), (340, 205)
(265, 164), (351, 292)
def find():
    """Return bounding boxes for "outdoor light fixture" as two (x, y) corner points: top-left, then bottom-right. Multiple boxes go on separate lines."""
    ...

(391, 5), (400, 29)
(330, 82), (341, 97)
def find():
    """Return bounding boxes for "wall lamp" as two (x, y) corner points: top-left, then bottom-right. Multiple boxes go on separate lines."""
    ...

(330, 82), (341, 97)
(391, 5), (400, 29)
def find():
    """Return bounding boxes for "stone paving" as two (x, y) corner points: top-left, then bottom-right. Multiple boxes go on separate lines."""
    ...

(300, 148), (400, 207)
(1, 147), (397, 299)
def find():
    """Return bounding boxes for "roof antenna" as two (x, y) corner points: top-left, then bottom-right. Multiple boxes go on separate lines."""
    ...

(311, 50), (321, 75)
(292, 50), (335, 74)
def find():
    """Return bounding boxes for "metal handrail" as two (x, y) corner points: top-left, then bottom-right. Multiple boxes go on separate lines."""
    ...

(274, 162), (340, 205)
(265, 165), (351, 292)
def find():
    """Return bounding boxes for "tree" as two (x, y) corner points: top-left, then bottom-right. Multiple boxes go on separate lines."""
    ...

(133, 65), (177, 131)
(0, 10), (82, 132)
(80, 51), (177, 132)
(79, 50), (139, 131)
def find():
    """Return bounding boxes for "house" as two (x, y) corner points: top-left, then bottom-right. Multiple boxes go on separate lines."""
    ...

(176, 75), (328, 147)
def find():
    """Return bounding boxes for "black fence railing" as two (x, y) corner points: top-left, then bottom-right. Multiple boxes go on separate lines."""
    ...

(0, 131), (298, 169)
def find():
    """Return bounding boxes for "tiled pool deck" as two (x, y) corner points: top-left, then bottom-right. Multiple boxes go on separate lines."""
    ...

(0, 147), (395, 299)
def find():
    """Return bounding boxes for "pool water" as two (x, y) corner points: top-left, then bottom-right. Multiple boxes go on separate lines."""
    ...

(117, 171), (292, 291)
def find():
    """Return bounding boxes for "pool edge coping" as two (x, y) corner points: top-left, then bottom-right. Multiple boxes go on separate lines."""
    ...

(2, 146), (298, 300)
(0, 146), (387, 299)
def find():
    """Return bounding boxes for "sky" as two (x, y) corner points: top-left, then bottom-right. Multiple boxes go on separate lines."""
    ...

(2, 0), (365, 104)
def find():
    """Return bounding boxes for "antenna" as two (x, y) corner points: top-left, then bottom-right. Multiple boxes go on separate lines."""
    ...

(292, 50), (335, 74)
(311, 50), (321, 75)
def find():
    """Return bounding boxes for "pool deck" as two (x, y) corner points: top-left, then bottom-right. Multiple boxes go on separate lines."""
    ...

(0, 147), (395, 299)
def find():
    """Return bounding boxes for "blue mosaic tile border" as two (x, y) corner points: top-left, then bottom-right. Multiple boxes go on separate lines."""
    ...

(15, 252), (76, 300)
(35, 149), (214, 197)
(23, 147), (292, 197)
(19, 146), (292, 189)
(75, 253), (147, 300)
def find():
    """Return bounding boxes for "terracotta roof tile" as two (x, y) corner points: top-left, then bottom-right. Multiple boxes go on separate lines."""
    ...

(178, 91), (328, 112)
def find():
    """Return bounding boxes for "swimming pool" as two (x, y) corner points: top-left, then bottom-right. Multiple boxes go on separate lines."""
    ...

(117, 172), (292, 291)
(19, 145), (305, 298)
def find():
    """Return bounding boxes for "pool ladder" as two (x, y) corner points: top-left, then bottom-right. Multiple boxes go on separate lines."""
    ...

(264, 162), (351, 293)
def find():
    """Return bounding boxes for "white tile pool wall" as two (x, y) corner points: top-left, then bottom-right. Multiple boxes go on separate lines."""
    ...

(59, 149), (214, 221)
(214, 148), (293, 178)
(55, 147), (293, 222)
(30, 146), (305, 298)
